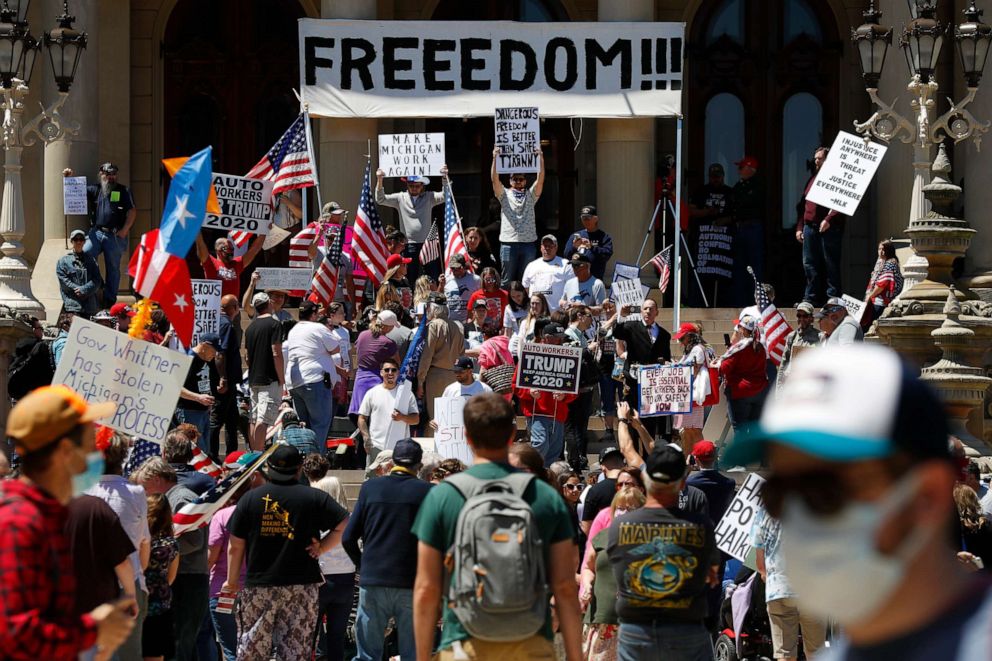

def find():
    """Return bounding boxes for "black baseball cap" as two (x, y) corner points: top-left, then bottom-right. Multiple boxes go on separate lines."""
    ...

(599, 446), (624, 463)
(570, 251), (592, 265)
(264, 444), (303, 481)
(99, 162), (118, 174)
(644, 443), (689, 483)
(708, 163), (725, 176)
(580, 205), (597, 217)
(198, 332), (223, 352)
(393, 438), (423, 467)
(454, 356), (474, 371)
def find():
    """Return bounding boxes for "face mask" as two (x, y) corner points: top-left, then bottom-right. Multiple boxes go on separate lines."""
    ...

(779, 473), (926, 625)
(614, 508), (630, 518)
(72, 451), (105, 497)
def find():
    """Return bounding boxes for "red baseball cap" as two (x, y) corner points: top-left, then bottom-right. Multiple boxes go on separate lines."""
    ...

(109, 303), (135, 317)
(735, 156), (759, 170)
(672, 322), (700, 341)
(386, 254), (412, 269)
(691, 440), (717, 461)
(224, 450), (246, 469)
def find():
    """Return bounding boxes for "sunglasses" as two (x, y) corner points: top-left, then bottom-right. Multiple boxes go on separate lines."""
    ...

(563, 483), (582, 491)
(760, 470), (851, 520)
(382, 368), (398, 374)
(71, 237), (85, 243)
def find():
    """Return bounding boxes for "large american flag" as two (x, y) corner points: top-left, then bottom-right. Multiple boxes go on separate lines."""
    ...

(245, 114), (317, 197)
(311, 220), (345, 304)
(420, 221), (440, 265)
(650, 246), (673, 293)
(352, 162), (390, 287)
(443, 182), (470, 271)
(754, 276), (792, 366)
(190, 446), (222, 479)
(172, 443), (280, 536)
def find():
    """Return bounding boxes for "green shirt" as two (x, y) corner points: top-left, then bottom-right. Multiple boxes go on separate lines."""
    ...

(410, 462), (575, 649)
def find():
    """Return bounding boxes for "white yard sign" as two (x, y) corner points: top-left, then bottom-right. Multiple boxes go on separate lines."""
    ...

(191, 279), (222, 346)
(63, 176), (88, 215)
(204, 173), (274, 235)
(53, 317), (191, 443)
(613, 277), (646, 308)
(805, 131), (888, 216)
(494, 107), (540, 174)
(714, 473), (766, 562)
(378, 133), (446, 178)
(256, 267), (314, 292)
(433, 396), (474, 464)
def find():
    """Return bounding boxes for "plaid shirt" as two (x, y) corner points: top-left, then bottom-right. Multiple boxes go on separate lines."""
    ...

(0, 479), (97, 660)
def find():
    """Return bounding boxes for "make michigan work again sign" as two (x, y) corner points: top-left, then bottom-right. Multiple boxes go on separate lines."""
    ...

(299, 20), (684, 118)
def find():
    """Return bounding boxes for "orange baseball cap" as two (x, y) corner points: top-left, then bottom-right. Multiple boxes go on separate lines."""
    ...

(6, 385), (116, 453)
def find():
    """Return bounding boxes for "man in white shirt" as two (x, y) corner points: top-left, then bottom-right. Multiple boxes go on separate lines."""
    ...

(442, 357), (494, 398)
(492, 146), (545, 287)
(284, 300), (341, 444)
(358, 358), (420, 464)
(443, 254), (481, 324)
(375, 166), (448, 281)
(522, 234), (574, 313)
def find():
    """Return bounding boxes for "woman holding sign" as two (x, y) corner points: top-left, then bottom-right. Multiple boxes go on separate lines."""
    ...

(671, 323), (716, 453)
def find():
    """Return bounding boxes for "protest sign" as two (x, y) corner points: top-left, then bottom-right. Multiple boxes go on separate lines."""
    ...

(63, 176), (87, 215)
(841, 294), (868, 325)
(433, 396), (474, 465)
(638, 364), (692, 417)
(611, 261), (640, 284)
(515, 342), (582, 394)
(203, 173), (274, 235)
(53, 317), (191, 443)
(300, 20), (684, 118)
(805, 131), (888, 216)
(262, 225), (292, 251)
(256, 267), (313, 292)
(191, 279), (222, 346)
(613, 277), (645, 309)
(715, 473), (766, 562)
(696, 224), (733, 279)
(494, 107), (540, 173)
(378, 133), (446, 177)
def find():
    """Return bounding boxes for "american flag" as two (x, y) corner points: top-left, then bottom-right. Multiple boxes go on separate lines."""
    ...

(420, 221), (440, 264)
(754, 275), (792, 366)
(287, 222), (321, 296)
(172, 443), (280, 536)
(124, 439), (161, 478)
(190, 446), (222, 479)
(245, 114), (317, 197)
(311, 220), (346, 304)
(443, 182), (470, 272)
(352, 162), (390, 287)
(229, 230), (251, 258)
(650, 246), (673, 293)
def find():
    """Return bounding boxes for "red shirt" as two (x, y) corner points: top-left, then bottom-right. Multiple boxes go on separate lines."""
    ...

(515, 381), (576, 422)
(719, 343), (769, 399)
(467, 289), (509, 327)
(201, 254), (244, 298)
(0, 479), (97, 660)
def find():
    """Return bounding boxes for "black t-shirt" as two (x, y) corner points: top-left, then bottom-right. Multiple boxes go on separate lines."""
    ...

(245, 316), (283, 386)
(690, 184), (733, 220)
(179, 354), (214, 411)
(606, 506), (718, 624)
(679, 485), (710, 522)
(65, 495), (135, 614)
(582, 477), (618, 523)
(213, 314), (243, 385)
(228, 482), (349, 587)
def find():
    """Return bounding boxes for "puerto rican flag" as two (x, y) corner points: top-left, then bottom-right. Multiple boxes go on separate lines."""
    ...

(128, 147), (212, 347)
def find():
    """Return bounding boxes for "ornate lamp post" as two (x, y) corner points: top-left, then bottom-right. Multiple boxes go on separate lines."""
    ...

(851, 0), (992, 235)
(0, 0), (85, 317)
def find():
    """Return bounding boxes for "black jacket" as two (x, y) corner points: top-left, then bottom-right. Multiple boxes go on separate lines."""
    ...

(687, 469), (737, 524)
(612, 319), (671, 375)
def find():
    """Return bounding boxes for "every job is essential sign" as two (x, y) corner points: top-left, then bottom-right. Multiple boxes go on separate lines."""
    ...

(715, 472), (766, 562)
(53, 317), (192, 443)
(805, 131), (888, 216)
(515, 342), (582, 394)
(203, 173), (274, 235)
(378, 133), (446, 178)
(300, 20), (684, 118)
(638, 364), (692, 417)
(494, 107), (540, 173)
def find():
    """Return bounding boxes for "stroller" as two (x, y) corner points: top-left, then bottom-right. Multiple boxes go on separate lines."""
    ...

(714, 563), (799, 661)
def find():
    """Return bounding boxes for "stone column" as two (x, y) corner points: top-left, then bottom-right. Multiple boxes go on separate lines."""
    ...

(319, 1), (377, 212)
(597, 0), (655, 281)
(31, 0), (100, 319)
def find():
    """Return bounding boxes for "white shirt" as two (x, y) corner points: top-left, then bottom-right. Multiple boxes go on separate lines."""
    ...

(522, 256), (574, 312)
(87, 476), (150, 592)
(444, 272), (482, 323)
(284, 321), (340, 389)
(329, 326), (351, 371)
(358, 384), (419, 451)
(442, 379), (493, 399)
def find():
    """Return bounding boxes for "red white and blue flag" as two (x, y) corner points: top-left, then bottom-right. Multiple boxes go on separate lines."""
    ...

(245, 114), (317, 197)
(443, 182), (471, 272)
(129, 146), (212, 347)
(311, 220), (346, 305)
(420, 221), (440, 265)
(754, 276), (792, 366)
(650, 246), (673, 293)
(352, 162), (390, 287)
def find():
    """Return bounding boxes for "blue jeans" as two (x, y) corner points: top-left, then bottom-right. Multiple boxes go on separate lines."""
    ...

(617, 621), (713, 661)
(353, 586), (415, 661)
(499, 241), (537, 288)
(195, 607), (218, 661)
(315, 573), (356, 661)
(84, 228), (126, 307)
(529, 415), (564, 467)
(291, 381), (333, 452)
(732, 223), (764, 306)
(175, 408), (211, 455)
(802, 224), (843, 304)
(171, 574), (210, 661)
(209, 595), (238, 661)
(726, 387), (767, 433)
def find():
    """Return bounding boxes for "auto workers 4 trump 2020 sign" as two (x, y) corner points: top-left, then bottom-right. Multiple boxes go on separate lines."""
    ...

(299, 20), (684, 118)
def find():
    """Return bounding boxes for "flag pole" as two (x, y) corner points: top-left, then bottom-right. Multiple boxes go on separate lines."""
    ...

(673, 115), (684, 329)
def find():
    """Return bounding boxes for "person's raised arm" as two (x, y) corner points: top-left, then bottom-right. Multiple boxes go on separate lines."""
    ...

(616, 401), (644, 469)
(195, 233), (209, 264)
(490, 147), (505, 199)
(243, 233), (265, 267)
(533, 148), (546, 198)
(413, 542), (444, 661)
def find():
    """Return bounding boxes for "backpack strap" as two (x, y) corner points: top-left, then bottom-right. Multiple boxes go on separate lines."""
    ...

(500, 471), (536, 499)
(444, 471), (488, 502)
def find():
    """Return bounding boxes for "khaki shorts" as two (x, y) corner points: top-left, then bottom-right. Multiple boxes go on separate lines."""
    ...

(436, 635), (554, 661)
(767, 597), (827, 659)
(249, 382), (282, 425)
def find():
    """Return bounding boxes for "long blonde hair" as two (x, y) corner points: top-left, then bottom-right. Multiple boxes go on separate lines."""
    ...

(313, 475), (349, 510)
(413, 275), (435, 309)
(375, 283), (401, 312)
(609, 488), (646, 516)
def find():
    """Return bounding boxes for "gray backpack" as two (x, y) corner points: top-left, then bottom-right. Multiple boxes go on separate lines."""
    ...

(444, 471), (548, 642)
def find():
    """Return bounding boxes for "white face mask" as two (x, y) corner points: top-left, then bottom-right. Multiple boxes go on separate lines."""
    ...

(779, 473), (927, 626)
